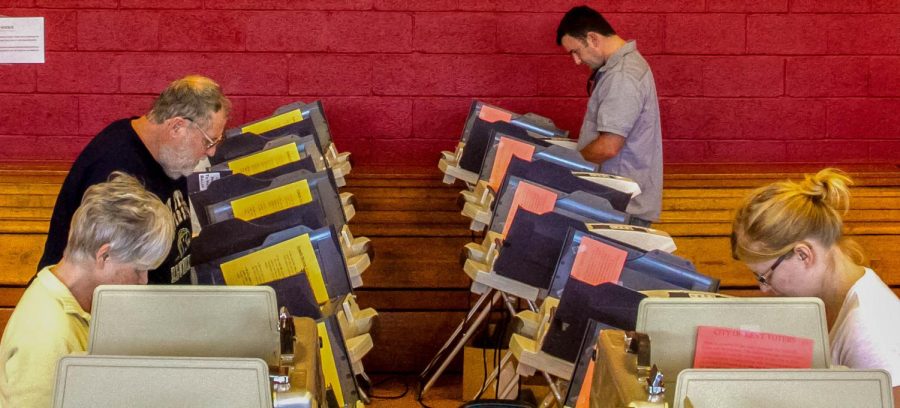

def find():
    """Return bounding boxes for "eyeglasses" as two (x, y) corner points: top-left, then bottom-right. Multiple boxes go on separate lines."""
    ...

(185, 118), (222, 150)
(753, 250), (792, 286)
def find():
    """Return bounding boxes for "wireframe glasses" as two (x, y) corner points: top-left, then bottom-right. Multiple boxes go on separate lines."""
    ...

(754, 250), (792, 286)
(186, 119), (222, 149)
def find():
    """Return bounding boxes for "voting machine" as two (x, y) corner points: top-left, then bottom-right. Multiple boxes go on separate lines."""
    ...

(54, 356), (275, 408)
(467, 210), (675, 302)
(272, 101), (345, 168)
(191, 219), (376, 360)
(212, 126), (325, 175)
(192, 224), (354, 315)
(439, 101), (571, 185)
(462, 126), (596, 218)
(541, 228), (720, 362)
(585, 297), (837, 407)
(226, 101), (351, 185)
(189, 169), (370, 284)
(199, 144), (357, 229)
(86, 285), (365, 407)
(423, 208), (680, 399)
(190, 169), (347, 228)
(471, 237), (718, 406)
(461, 156), (637, 231)
(589, 328), (894, 408)
(83, 285), (331, 407)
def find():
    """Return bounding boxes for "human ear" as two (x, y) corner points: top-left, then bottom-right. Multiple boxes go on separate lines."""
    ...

(94, 243), (112, 269)
(164, 117), (187, 138)
(794, 243), (814, 266)
(586, 32), (601, 48)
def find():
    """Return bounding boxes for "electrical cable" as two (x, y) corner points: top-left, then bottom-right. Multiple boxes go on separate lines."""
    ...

(368, 375), (410, 400)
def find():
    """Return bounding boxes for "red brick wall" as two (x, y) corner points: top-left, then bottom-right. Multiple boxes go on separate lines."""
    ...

(1, 1), (898, 165)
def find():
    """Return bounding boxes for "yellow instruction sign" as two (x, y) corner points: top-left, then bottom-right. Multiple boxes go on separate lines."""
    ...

(227, 143), (301, 176)
(317, 321), (345, 407)
(241, 109), (303, 135)
(230, 179), (313, 221)
(219, 233), (328, 302)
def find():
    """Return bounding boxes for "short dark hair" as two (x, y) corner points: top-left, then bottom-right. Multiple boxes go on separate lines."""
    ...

(556, 6), (616, 45)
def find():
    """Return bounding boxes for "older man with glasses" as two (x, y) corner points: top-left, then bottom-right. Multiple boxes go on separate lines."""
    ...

(36, 75), (231, 285)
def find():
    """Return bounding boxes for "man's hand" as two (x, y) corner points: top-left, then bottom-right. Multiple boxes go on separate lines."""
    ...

(580, 131), (625, 165)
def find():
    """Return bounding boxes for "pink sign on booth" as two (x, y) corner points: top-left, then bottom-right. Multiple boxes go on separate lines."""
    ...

(569, 236), (627, 286)
(501, 180), (557, 237)
(693, 325), (815, 369)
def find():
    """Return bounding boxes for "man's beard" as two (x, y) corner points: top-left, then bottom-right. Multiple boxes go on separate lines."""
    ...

(157, 141), (198, 179)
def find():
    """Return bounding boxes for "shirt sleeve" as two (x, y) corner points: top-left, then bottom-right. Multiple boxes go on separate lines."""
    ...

(840, 313), (900, 387)
(2, 333), (78, 407)
(594, 70), (643, 138)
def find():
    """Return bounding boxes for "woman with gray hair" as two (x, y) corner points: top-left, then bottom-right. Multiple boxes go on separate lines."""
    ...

(0, 172), (175, 407)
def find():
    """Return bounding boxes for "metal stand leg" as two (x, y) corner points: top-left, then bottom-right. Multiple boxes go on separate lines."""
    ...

(541, 371), (565, 407)
(499, 292), (519, 316)
(419, 290), (501, 399)
(472, 349), (514, 400)
(419, 289), (494, 378)
(498, 371), (519, 400)
(357, 382), (371, 404)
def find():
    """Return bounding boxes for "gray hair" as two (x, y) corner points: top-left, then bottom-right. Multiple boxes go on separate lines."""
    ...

(147, 75), (231, 128)
(64, 172), (175, 269)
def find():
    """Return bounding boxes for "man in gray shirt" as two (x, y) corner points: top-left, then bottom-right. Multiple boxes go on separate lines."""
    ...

(556, 6), (662, 224)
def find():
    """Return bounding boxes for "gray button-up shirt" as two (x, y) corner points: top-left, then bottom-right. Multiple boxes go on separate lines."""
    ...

(577, 40), (662, 222)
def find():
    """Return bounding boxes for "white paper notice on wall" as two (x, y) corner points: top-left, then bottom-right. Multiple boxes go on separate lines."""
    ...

(0, 17), (45, 63)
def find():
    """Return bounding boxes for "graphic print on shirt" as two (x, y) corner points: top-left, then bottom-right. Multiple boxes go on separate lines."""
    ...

(168, 189), (192, 283)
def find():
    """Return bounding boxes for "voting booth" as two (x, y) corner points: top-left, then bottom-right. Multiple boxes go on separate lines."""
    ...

(138, 99), (377, 407)
(53, 356), (275, 408)
(80, 285), (331, 407)
(457, 125), (614, 232)
(472, 229), (719, 405)
(462, 156), (636, 232)
(578, 297), (852, 407)
(439, 101), (571, 186)
(424, 114), (669, 399)
(420, 200), (653, 398)
(188, 169), (371, 283)
(587, 330), (895, 408)
(224, 101), (352, 186)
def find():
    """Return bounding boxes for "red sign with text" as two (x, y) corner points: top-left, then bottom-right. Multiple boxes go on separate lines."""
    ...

(693, 325), (815, 369)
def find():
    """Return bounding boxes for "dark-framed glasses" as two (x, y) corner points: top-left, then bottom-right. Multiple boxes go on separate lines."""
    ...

(754, 250), (792, 286)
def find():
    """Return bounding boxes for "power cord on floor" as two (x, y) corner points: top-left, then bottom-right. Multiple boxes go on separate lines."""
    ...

(494, 305), (509, 399)
(368, 375), (410, 400)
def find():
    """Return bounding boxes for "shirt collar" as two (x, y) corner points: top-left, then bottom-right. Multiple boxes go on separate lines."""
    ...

(598, 40), (637, 73)
(39, 267), (92, 322)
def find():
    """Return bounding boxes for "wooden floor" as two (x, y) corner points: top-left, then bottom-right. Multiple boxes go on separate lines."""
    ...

(366, 374), (548, 408)
(367, 375), (464, 408)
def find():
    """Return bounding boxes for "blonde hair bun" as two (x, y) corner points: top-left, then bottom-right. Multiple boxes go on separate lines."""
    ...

(731, 167), (856, 263)
(797, 168), (852, 214)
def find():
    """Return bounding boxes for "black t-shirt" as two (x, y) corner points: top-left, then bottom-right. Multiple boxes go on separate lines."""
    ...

(37, 118), (193, 284)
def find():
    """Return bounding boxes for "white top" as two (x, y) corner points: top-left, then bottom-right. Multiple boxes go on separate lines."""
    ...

(830, 268), (900, 387)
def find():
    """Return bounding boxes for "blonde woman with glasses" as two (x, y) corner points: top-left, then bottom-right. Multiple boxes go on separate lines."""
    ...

(731, 168), (900, 403)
